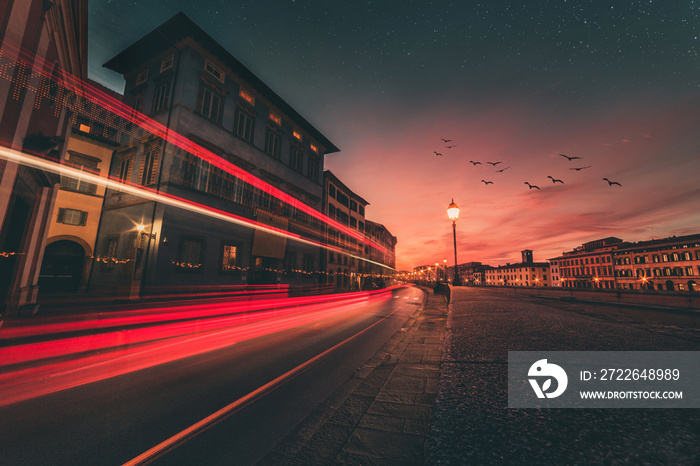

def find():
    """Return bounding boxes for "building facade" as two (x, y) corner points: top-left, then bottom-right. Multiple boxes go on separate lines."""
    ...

(484, 250), (550, 287)
(552, 237), (620, 289)
(612, 235), (700, 292)
(364, 220), (397, 288)
(0, 0), (87, 316)
(323, 170), (368, 291)
(89, 13), (340, 297)
(37, 81), (120, 295)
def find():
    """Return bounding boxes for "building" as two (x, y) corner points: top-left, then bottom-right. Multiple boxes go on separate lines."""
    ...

(612, 235), (700, 292)
(37, 80), (121, 295)
(88, 13), (340, 297)
(551, 237), (622, 289)
(454, 261), (483, 285)
(323, 170), (369, 291)
(0, 0), (88, 316)
(484, 250), (550, 287)
(364, 220), (397, 288)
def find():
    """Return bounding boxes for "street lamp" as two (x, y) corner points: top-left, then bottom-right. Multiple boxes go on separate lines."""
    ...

(447, 199), (462, 286)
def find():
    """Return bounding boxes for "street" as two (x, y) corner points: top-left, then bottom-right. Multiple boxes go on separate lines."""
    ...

(0, 286), (422, 465)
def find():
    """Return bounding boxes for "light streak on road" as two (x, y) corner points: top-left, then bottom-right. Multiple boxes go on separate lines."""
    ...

(0, 288), (399, 407)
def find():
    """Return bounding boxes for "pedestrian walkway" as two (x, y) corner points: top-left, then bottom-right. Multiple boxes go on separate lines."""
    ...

(259, 287), (447, 464)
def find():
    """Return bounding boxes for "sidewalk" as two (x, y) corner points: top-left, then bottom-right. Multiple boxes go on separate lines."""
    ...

(259, 287), (448, 464)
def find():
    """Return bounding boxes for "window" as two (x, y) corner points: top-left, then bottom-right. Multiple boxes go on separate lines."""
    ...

(293, 130), (302, 141)
(57, 208), (87, 226)
(221, 243), (238, 272)
(152, 80), (170, 113)
(176, 236), (206, 271)
(116, 155), (132, 183)
(234, 109), (254, 141)
(61, 153), (99, 194)
(140, 147), (159, 186)
(328, 184), (336, 198)
(160, 54), (174, 73)
(350, 200), (358, 212)
(359, 205), (365, 216)
(101, 235), (119, 270)
(303, 254), (315, 272)
(307, 155), (319, 180)
(269, 112), (281, 126)
(197, 85), (223, 123)
(290, 146), (303, 172)
(239, 88), (255, 106)
(135, 69), (148, 86)
(131, 93), (144, 113)
(265, 128), (281, 158)
(310, 143), (318, 153)
(205, 59), (224, 83)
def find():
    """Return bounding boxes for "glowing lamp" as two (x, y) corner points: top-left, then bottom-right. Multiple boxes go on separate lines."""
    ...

(447, 199), (460, 223)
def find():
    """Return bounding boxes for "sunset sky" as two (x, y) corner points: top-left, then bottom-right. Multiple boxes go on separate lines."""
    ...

(89, 1), (700, 271)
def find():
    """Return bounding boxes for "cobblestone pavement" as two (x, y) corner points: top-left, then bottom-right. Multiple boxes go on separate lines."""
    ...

(427, 287), (700, 465)
(259, 288), (447, 465)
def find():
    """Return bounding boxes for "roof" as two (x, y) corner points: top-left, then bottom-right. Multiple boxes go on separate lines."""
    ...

(103, 12), (339, 154)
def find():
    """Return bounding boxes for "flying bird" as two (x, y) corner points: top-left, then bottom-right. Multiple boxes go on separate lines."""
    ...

(570, 165), (592, 171)
(524, 182), (540, 190)
(446, 144), (457, 149)
(603, 178), (622, 186)
(559, 153), (582, 161)
(547, 176), (564, 184)
(495, 166), (510, 172)
(469, 160), (481, 165)
(441, 138), (452, 143)
(481, 180), (494, 185)
(434, 151), (443, 156)
(487, 161), (503, 166)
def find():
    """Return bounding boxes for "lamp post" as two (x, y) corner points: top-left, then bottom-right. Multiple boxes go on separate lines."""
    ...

(447, 199), (462, 286)
(443, 258), (447, 284)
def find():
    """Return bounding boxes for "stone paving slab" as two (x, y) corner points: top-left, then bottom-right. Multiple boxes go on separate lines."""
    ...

(259, 288), (447, 465)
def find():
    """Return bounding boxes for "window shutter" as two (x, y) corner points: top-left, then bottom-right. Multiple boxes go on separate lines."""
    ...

(80, 211), (88, 225)
(57, 207), (65, 223)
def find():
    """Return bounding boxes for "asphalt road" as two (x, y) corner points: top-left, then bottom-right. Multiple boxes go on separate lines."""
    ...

(0, 286), (422, 466)
(427, 286), (700, 465)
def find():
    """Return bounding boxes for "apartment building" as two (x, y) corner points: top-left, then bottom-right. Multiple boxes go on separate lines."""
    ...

(323, 170), (369, 291)
(551, 237), (621, 289)
(89, 13), (339, 297)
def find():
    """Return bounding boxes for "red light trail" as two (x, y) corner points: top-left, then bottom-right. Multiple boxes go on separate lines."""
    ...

(0, 287), (401, 407)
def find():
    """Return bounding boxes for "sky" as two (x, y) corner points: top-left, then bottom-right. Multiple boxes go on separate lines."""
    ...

(88, 1), (700, 271)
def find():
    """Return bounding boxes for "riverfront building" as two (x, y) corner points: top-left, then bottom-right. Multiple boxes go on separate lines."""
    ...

(484, 250), (550, 287)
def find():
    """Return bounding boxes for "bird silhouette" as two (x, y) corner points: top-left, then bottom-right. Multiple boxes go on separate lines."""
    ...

(487, 161), (503, 166)
(445, 144), (457, 149)
(524, 182), (540, 190)
(469, 161), (481, 165)
(441, 138), (452, 143)
(559, 153), (582, 161)
(547, 176), (564, 184)
(570, 165), (592, 171)
(495, 166), (510, 173)
(434, 151), (443, 156)
(481, 180), (494, 185)
(603, 178), (622, 186)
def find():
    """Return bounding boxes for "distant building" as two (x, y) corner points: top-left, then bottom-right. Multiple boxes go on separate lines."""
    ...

(89, 13), (339, 297)
(455, 262), (483, 285)
(323, 170), (369, 291)
(612, 235), (700, 292)
(0, 0), (88, 316)
(484, 250), (550, 287)
(364, 220), (396, 288)
(550, 237), (623, 289)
